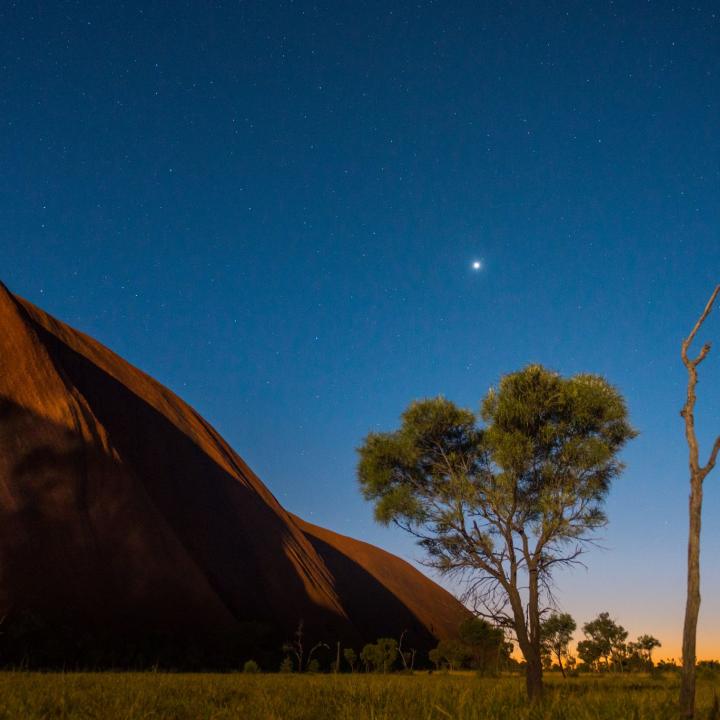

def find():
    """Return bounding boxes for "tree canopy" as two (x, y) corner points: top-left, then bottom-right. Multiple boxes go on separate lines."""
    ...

(577, 612), (628, 671)
(540, 612), (576, 677)
(360, 638), (398, 673)
(357, 364), (636, 699)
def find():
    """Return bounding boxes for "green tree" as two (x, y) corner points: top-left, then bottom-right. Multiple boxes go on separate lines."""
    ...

(376, 638), (398, 673)
(433, 639), (469, 671)
(360, 638), (398, 673)
(458, 617), (506, 674)
(428, 647), (442, 670)
(242, 660), (260, 673)
(636, 634), (661, 665)
(577, 637), (603, 671)
(360, 643), (375, 672)
(579, 612), (628, 672)
(541, 613), (576, 677)
(343, 648), (357, 672)
(357, 365), (636, 700)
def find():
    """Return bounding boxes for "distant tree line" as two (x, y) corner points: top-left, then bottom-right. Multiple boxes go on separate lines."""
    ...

(263, 612), (674, 678)
(2, 604), (707, 676)
(541, 611), (661, 675)
(272, 617), (514, 675)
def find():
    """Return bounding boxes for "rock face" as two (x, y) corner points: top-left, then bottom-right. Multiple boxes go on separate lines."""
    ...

(0, 284), (468, 666)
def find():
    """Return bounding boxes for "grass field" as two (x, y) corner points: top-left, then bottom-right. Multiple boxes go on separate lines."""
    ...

(0, 671), (717, 720)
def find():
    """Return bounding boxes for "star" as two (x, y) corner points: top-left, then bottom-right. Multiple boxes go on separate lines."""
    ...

(472, 260), (483, 271)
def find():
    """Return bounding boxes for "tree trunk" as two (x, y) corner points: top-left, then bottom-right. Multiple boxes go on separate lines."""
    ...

(557, 653), (566, 678)
(508, 571), (544, 701)
(526, 567), (544, 700)
(680, 472), (703, 719)
(525, 647), (544, 701)
(678, 285), (720, 718)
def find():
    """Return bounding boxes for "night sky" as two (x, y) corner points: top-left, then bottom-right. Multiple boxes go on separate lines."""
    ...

(3, 1), (719, 659)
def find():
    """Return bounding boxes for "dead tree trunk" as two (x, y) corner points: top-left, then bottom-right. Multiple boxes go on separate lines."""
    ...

(679, 285), (720, 720)
(398, 630), (408, 670)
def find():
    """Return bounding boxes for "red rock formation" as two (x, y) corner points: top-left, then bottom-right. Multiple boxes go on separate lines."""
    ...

(296, 517), (466, 646)
(0, 283), (468, 663)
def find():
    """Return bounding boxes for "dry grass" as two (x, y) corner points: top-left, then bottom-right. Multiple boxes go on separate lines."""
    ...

(0, 671), (716, 720)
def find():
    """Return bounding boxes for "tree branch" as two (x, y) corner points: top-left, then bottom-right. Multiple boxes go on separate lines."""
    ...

(701, 435), (720, 479)
(681, 285), (720, 476)
(681, 285), (720, 369)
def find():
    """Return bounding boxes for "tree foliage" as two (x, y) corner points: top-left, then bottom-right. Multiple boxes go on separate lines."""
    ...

(625, 635), (662, 672)
(360, 638), (398, 673)
(459, 617), (510, 674)
(635, 634), (661, 662)
(577, 612), (628, 671)
(540, 612), (576, 677)
(429, 639), (468, 671)
(357, 364), (636, 699)
(429, 618), (510, 674)
(342, 648), (357, 673)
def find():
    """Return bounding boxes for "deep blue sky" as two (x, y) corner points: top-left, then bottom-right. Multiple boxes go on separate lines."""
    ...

(2, 1), (719, 658)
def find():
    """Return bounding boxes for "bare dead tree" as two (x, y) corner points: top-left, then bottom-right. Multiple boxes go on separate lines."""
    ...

(397, 630), (408, 670)
(679, 284), (720, 720)
(397, 631), (417, 673)
(282, 620), (329, 672)
(283, 620), (305, 672)
(306, 640), (329, 670)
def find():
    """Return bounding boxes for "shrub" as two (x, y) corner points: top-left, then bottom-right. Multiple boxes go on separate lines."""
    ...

(360, 639), (398, 673)
(243, 660), (260, 674)
(343, 648), (357, 672)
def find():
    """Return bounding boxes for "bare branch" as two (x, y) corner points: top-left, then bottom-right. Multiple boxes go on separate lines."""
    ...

(701, 435), (720, 480)
(681, 284), (720, 368)
(694, 343), (712, 366)
(681, 285), (720, 476)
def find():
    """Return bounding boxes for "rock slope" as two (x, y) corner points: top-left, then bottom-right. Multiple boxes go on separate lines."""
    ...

(0, 284), (468, 663)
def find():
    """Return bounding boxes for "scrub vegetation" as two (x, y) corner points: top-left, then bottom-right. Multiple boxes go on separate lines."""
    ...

(0, 671), (717, 720)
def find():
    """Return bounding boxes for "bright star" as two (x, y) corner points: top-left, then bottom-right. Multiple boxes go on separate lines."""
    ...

(472, 260), (482, 271)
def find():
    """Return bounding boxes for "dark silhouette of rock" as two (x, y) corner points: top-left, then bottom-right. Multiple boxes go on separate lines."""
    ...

(0, 283), (468, 666)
